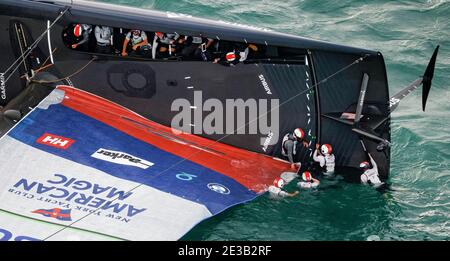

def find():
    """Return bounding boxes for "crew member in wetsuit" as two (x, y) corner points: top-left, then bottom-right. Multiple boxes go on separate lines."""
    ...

(153, 32), (178, 58)
(360, 153), (382, 186)
(71, 24), (92, 51)
(121, 29), (152, 57)
(281, 128), (309, 170)
(297, 171), (320, 189)
(268, 177), (299, 199)
(181, 35), (214, 60)
(313, 143), (335, 176)
(94, 25), (113, 54)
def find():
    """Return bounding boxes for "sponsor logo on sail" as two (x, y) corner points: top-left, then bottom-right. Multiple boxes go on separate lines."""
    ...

(92, 148), (154, 169)
(176, 172), (197, 181)
(207, 183), (230, 195)
(32, 208), (72, 221)
(0, 227), (40, 241)
(36, 133), (75, 149)
(0, 73), (6, 101)
(10, 173), (148, 223)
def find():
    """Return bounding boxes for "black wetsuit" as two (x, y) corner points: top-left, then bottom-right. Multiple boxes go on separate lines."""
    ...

(282, 133), (297, 164)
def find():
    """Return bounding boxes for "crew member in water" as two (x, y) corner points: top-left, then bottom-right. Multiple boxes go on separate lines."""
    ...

(281, 128), (309, 170)
(121, 29), (152, 57)
(360, 153), (383, 186)
(297, 171), (320, 189)
(268, 177), (299, 198)
(71, 24), (92, 51)
(313, 143), (335, 176)
(94, 25), (114, 54)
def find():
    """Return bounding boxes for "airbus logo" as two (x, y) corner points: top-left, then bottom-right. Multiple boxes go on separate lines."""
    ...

(91, 148), (154, 169)
(207, 183), (230, 195)
(258, 74), (272, 95)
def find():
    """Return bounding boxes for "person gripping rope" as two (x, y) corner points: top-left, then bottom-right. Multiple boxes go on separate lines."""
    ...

(281, 128), (309, 170)
(313, 143), (335, 175)
(360, 153), (383, 186)
(268, 177), (299, 199)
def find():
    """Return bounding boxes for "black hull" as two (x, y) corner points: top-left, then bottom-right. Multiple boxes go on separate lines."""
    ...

(0, 0), (391, 179)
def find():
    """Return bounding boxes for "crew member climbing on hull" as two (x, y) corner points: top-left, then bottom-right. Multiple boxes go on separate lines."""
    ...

(360, 153), (383, 187)
(313, 143), (335, 176)
(281, 128), (309, 170)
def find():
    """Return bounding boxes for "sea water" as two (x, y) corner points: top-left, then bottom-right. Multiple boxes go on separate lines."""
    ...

(95, 0), (449, 240)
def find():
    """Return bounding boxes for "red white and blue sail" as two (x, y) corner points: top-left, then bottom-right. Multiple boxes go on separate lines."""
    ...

(0, 86), (289, 241)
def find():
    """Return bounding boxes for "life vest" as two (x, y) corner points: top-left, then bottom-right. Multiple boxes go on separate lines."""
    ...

(127, 30), (147, 46)
(96, 26), (112, 46)
(297, 181), (319, 189)
(268, 186), (288, 198)
(131, 34), (144, 46)
(324, 154), (335, 173)
(101, 27), (111, 38)
(361, 168), (381, 185)
(281, 133), (297, 156)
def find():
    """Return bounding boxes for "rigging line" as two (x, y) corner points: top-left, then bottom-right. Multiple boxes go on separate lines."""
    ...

(19, 48), (58, 78)
(2, 6), (70, 83)
(42, 54), (368, 241)
(3, 6), (69, 75)
(40, 47), (59, 70)
(31, 57), (97, 84)
(21, 63), (54, 79)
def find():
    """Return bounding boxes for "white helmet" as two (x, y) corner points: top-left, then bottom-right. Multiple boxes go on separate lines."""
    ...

(273, 177), (285, 188)
(321, 144), (332, 155)
(293, 128), (304, 140)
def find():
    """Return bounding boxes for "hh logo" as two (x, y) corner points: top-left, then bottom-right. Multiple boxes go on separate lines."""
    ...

(36, 133), (75, 149)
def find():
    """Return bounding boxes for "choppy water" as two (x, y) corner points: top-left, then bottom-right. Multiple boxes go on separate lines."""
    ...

(95, 0), (449, 240)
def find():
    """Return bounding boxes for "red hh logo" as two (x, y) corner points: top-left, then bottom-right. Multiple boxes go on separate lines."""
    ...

(36, 133), (75, 149)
